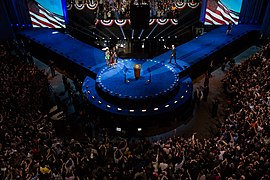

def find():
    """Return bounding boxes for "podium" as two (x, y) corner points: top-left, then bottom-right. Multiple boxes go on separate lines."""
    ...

(134, 64), (141, 79)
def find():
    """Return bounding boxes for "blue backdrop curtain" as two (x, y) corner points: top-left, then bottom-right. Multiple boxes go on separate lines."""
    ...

(261, 1), (270, 37)
(0, 0), (14, 41)
(239, 0), (268, 24)
(3, 0), (31, 28)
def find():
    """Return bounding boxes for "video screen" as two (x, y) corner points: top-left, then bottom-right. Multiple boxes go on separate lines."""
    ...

(204, 0), (243, 25)
(27, 0), (66, 28)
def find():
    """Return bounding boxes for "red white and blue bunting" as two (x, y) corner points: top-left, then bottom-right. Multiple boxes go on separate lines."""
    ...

(170, 19), (178, 25)
(74, 3), (85, 10)
(67, 3), (200, 11)
(100, 19), (114, 26)
(86, 3), (98, 10)
(157, 19), (169, 25)
(67, 4), (72, 10)
(95, 19), (178, 26)
(176, 2), (186, 9)
(149, 19), (155, 26)
(187, 2), (200, 9)
(114, 19), (127, 26)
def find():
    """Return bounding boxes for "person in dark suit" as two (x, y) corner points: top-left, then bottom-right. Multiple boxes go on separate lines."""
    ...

(169, 44), (176, 63)
(226, 21), (233, 35)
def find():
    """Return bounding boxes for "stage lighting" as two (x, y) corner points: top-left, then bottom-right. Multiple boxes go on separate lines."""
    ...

(165, 104), (169, 108)
(138, 128), (142, 132)
(129, 109), (134, 112)
(52, 31), (59, 34)
(116, 127), (121, 132)
(107, 105), (111, 108)
(92, 96), (95, 99)
(185, 90), (188, 93)
(181, 95), (184, 99)
(154, 108), (158, 111)
(174, 100), (178, 104)
(87, 91), (90, 94)
(117, 108), (122, 111)
(98, 101), (102, 104)
(142, 109), (146, 112)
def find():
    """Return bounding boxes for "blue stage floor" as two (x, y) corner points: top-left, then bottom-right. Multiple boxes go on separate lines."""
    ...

(18, 24), (260, 116)
(19, 25), (260, 76)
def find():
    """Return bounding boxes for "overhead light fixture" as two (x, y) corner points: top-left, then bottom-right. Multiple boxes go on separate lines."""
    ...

(116, 127), (121, 132)
(129, 110), (134, 112)
(117, 108), (122, 111)
(138, 128), (142, 132)
(174, 100), (178, 104)
(165, 105), (169, 108)
(154, 108), (158, 111)
(142, 109), (147, 112)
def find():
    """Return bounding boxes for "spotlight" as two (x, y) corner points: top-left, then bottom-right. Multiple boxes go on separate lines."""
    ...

(165, 104), (169, 108)
(92, 96), (95, 99)
(116, 127), (121, 132)
(117, 108), (122, 111)
(98, 101), (102, 104)
(129, 109), (134, 112)
(107, 105), (111, 108)
(181, 96), (184, 99)
(142, 109), (147, 112)
(174, 100), (178, 104)
(138, 128), (142, 132)
(154, 108), (158, 111)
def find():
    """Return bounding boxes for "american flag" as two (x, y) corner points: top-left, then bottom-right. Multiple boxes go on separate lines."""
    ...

(28, 1), (65, 28)
(205, 0), (239, 25)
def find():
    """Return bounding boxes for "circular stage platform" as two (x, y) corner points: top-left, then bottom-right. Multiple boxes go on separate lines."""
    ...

(82, 59), (193, 117)
(96, 59), (179, 107)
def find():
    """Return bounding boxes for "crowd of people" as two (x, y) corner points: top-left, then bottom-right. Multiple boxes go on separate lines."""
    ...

(0, 38), (270, 179)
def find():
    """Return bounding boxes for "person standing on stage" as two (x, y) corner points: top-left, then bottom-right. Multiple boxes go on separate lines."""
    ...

(226, 21), (233, 35)
(114, 44), (119, 63)
(104, 47), (110, 67)
(169, 44), (176, 63)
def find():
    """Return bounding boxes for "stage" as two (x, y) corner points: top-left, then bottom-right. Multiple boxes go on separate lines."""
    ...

(18, 24), (260, 118)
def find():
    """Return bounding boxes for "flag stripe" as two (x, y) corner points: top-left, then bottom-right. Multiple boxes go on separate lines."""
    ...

(29, 3), (65, 28)
(38, 4), (65, 23)
(205, 1), (240, 25)
(30, 12), (62, 28)
(37, 7), (65, 27)
(30, 14), (56, 28)
(205, 13), (223, 25)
